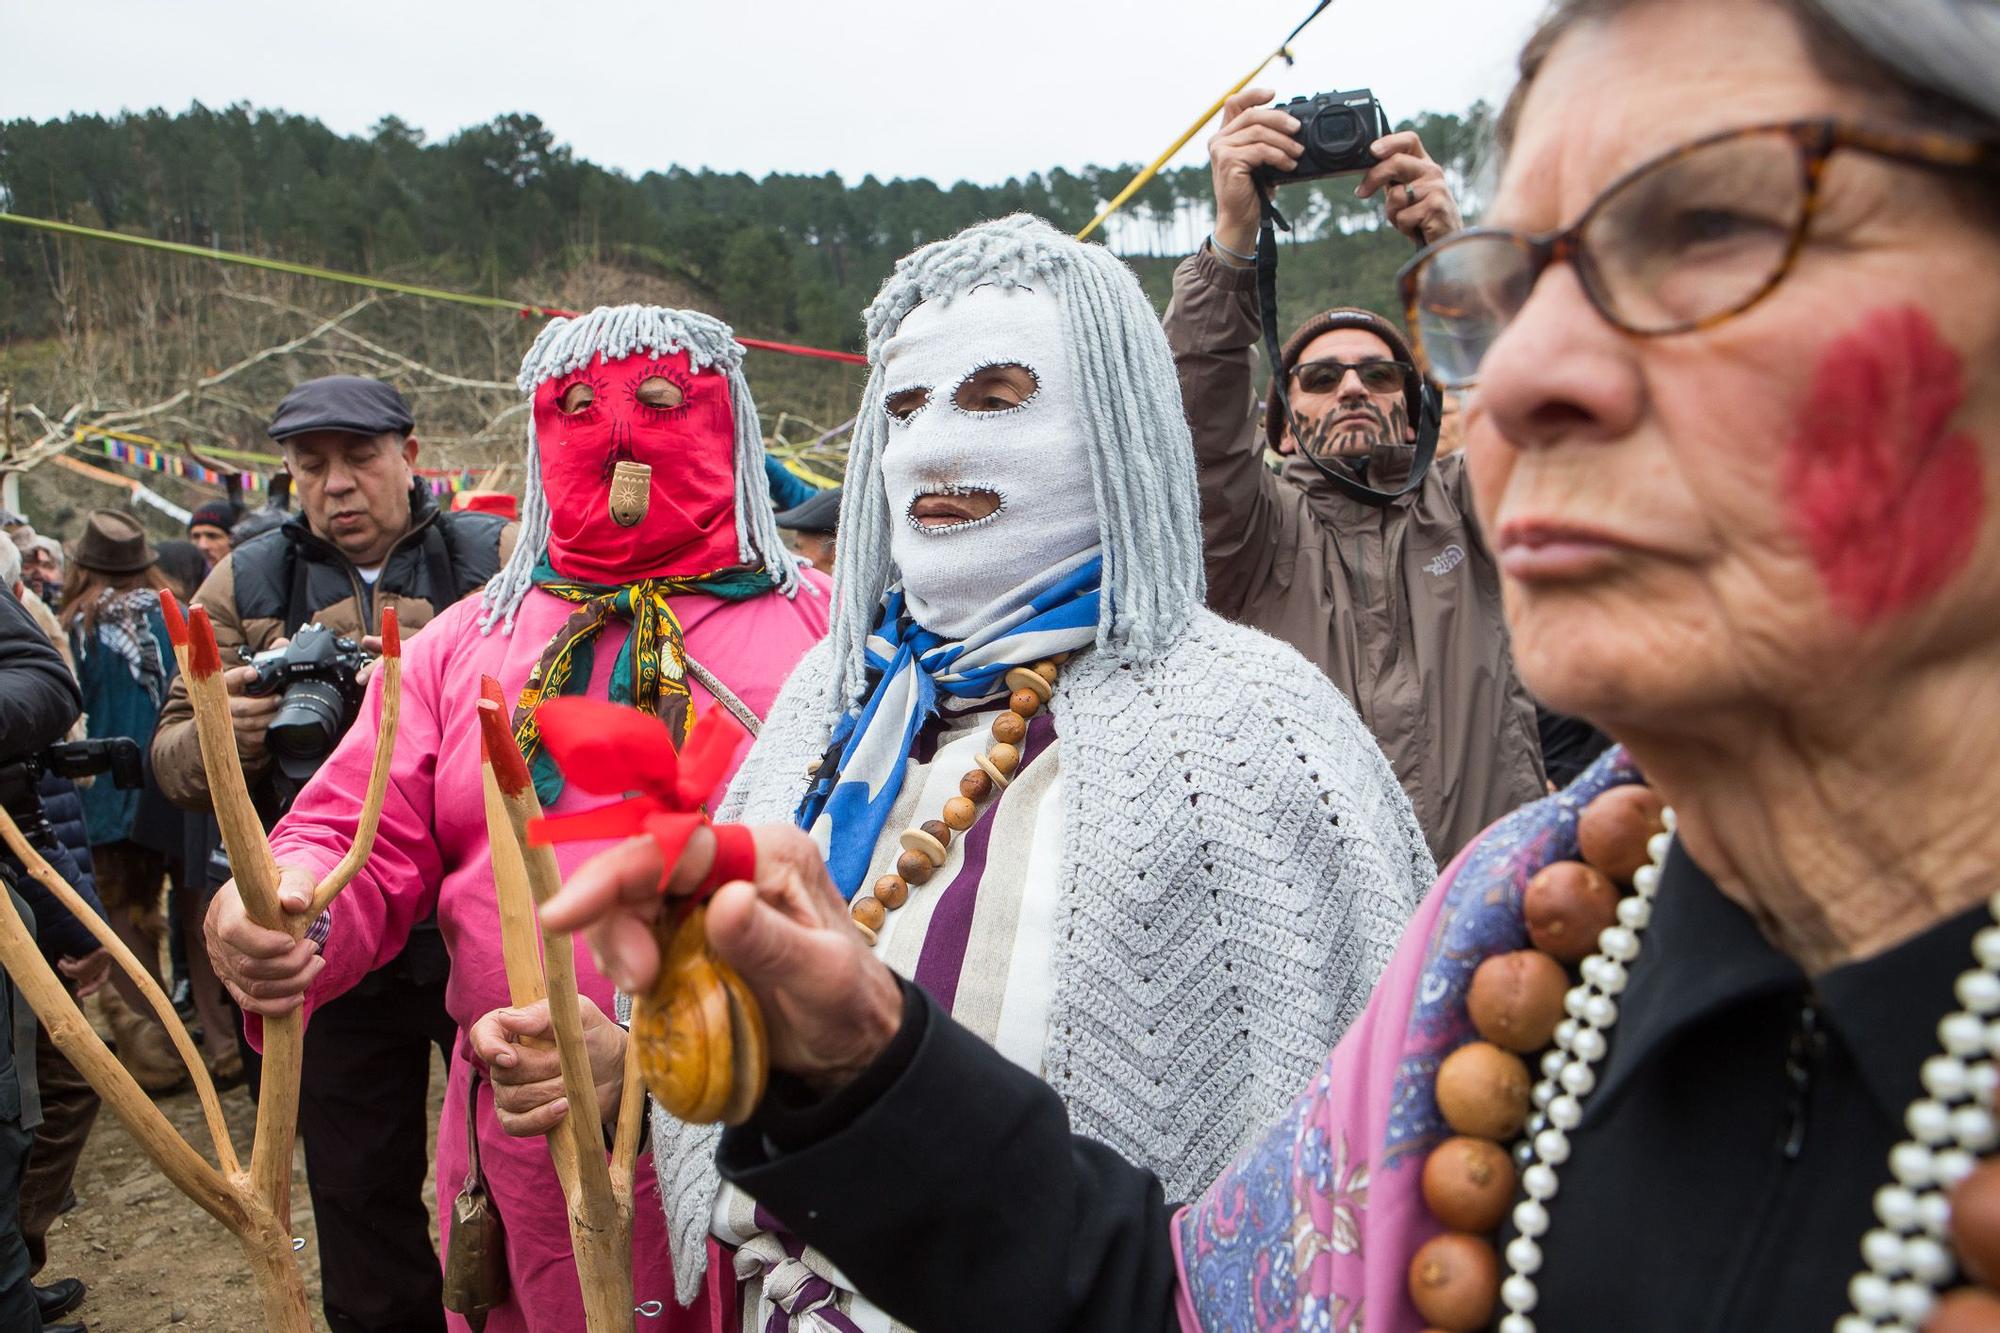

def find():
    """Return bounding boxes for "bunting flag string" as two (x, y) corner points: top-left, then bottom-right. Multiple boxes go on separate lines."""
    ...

(82, 427), (489, 499)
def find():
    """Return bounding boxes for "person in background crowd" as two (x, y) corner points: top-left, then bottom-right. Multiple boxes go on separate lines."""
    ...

(128, 539), (242, 1085)
(773, 482), (840, 576)
(185, 501), (241, 572)
(203, 305), (830, 1330)
(544, 0), (2000, 1327)
(58, 510), (187, 1095)
(763, 450), (817, 515)
(231, 472), (292, 547)
(0, 538), (105, 1327)
(150, 541), (206, 606)
(21, 538), (64, 611)
(0, 584), (92, 1333)
(154, 374), (510, 1333)
(1165, 103), (1581, 863)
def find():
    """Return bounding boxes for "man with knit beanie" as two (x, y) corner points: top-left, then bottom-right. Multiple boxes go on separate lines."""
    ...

(511, 215), (1430, 1328)
(203, 306), (829, 1331)
(1164, 89), (1558, 864)
(185, 499), (241, 572)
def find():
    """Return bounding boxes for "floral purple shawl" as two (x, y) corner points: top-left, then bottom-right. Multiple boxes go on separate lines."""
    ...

(1171, 747), (1642, 1332)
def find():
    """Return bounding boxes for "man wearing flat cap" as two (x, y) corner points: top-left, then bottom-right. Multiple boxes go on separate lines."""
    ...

(775, 482), (840, 576)
(153, 374), (512, 1333)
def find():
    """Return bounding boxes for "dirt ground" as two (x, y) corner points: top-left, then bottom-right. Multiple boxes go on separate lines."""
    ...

(40, 1052), (447, 1333)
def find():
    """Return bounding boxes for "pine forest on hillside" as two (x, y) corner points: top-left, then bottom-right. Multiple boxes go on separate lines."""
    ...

(0, 102), (1488, 534)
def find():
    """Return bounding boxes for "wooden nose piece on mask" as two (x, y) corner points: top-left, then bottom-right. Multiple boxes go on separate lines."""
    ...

(610, 460), (652, 528)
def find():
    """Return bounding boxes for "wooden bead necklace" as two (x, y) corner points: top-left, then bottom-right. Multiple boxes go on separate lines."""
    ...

(1411, 782), (2000, 1331)
(1406, 782), (1668, 1331)
(844, 655), (1067, 945)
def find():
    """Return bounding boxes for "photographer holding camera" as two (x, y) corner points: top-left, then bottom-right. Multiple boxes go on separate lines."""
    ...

(1164, 88), (1552, 864)
(151, 375), (511, 1333)
(0, 583), (95, 1333)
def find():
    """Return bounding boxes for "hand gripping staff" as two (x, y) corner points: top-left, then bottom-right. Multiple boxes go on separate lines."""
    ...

(0, 589), (402, 1331)
(523, 696), (768, 1127)
(476, 679), (646, 1332)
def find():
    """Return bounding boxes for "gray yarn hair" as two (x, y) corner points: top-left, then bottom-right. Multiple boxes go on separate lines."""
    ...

(825, 213), (1206, 710)
(1805, 0), (2000, 130)
(1500, 0), (2000, 151)
(479, 304), (799, 635)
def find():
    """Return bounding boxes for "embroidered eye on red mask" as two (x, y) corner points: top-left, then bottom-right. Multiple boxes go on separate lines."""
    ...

(531, 349), (740, 582)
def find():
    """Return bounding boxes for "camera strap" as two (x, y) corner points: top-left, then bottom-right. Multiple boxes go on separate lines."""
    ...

(1255, 189), (1440, 508)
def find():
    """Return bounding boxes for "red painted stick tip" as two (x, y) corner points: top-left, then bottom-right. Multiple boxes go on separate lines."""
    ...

(187, 605), (222, 679)
(158, 589), (188, 647)
(379, 606), (400, 658)
(476, 681), (530, 797)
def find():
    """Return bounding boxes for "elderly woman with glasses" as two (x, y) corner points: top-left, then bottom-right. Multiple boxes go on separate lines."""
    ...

(542, 0), (2000, 1328)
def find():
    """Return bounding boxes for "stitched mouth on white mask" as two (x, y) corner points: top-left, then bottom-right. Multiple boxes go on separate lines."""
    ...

(905, 483), (1006, 535)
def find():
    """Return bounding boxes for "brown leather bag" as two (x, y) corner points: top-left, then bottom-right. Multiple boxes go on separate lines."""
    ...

(441, 1072), (509, 1330)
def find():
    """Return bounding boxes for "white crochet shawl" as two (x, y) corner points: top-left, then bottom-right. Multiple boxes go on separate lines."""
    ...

(648, 606), (1435, 1303)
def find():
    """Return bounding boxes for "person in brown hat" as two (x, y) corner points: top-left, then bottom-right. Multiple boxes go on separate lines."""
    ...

(1162, 91), (1571, 864)
(56, 511), (190, 1095)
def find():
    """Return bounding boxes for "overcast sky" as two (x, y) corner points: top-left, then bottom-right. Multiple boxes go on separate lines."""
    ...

(2, 0), (1547, 185)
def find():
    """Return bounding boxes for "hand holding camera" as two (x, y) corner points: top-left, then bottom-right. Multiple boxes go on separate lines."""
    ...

(1208, 88), (1304, 261)
(1359, 129), (1463, 246)
(238, 624), (376, 781)
(1206, 89), (1462, 258)
(222, 656), (285, 764)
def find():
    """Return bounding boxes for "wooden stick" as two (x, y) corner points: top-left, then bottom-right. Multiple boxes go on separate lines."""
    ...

(160, 590), (403, 1228)
(479, 709), (581, 1194)
(477, 679), (634, 1332)
(173, 602), (300, 1221)
(0, 864), (237, 1224)
(174, 602), (283, 927)
(308, 608), (402, 917)
(609, 1031), (644, 1217)
(0, 808), (238, 1177)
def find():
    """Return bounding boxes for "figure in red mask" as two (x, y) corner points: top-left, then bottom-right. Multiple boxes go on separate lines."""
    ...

(204, 306), (828, 1331)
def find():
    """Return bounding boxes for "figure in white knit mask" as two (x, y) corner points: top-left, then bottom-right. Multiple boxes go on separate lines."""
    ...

(877, 282), (1102, 637)
(513, 215), (1433, 1325)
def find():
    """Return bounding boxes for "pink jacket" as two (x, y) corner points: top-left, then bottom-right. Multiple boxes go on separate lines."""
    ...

(268, 577), (830, 1332)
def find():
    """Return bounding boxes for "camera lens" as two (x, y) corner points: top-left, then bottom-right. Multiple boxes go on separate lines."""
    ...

(268, 679), (348, 780)
(1309, 105), (1365, 159)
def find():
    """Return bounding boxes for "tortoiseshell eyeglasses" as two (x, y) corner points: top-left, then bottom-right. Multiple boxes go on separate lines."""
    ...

(1396, 119), (2000, 390)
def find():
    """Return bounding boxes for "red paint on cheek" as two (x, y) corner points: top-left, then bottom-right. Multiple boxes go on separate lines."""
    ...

(1783, 305), (1987, 626)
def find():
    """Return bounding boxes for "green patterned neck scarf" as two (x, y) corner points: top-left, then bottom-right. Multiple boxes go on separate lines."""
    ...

(511, 560), (779, 803)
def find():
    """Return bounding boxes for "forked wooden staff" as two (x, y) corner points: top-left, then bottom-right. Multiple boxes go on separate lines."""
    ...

(476, 677), (645, 1332)
(0, 589), (402, 1329)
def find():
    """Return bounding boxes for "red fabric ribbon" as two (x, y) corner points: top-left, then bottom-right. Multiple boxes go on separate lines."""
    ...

(525, 696), (752, 899)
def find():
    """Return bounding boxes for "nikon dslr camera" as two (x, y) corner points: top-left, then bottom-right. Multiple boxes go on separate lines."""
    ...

(1259, 88), (1392, 184)
(244, 624), (374, 779)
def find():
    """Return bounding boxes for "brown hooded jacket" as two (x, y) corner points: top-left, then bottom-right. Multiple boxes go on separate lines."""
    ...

(1163, 244), (1546, 863)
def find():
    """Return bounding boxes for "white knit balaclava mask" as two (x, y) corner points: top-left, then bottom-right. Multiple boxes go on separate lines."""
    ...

(878, 283), (1100, 638)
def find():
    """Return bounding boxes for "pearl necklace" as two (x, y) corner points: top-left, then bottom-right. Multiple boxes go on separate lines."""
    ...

(1493, 807), (2000, 1331)
(1493, 808), (1674, 1332)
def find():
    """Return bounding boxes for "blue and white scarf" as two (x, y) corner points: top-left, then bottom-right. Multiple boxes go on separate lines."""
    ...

(798, 552), (1102, 900)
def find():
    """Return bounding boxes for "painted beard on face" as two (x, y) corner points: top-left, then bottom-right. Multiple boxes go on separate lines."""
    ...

(878, 284), (1101, 639)
(1297, 396), (1411, 464)
(530, 348), (741, 583)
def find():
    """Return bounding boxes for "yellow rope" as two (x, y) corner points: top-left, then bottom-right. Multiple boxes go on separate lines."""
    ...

(0, 213), (569, 317)
(1075, 50), (1291, 243)
(1073, 0), (1335, 243)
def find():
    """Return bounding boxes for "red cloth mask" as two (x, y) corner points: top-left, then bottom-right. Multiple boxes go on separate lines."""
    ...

(532, 349), (741, 583)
